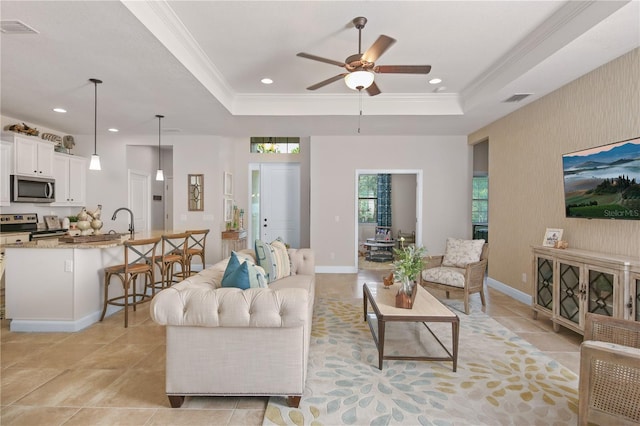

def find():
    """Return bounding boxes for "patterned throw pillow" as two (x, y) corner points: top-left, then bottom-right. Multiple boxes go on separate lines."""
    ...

(441, 238), (485, 268)
(221, 252), (267, 289)
(255, 238), (291, 283)
(270, 238), (291, 278)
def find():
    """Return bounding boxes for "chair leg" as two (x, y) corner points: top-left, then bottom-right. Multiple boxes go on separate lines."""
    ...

(445, 291), (450, 299)
(123, 276), (130, 328)
(479, 288), (486, 306)
(463, 292), (470, 315)
(100, 272), (110, 322)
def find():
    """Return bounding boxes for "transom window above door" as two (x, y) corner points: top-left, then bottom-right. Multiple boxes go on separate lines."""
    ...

(250, 137), (299, 153)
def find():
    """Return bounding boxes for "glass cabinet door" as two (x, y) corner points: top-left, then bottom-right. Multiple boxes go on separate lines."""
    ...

(586, 268), (615, 317)
(535, 256), (554, 311)
(632, 273), (640, 322)
(558, 262), (581, 325)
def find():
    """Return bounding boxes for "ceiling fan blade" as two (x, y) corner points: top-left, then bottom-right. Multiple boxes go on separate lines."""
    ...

(361, 35), (396, 63)
(374, 65), (432, 74)
(297, 52), (345, 67)
(307, 74), (347, 91)
(366, 81), (381, 96)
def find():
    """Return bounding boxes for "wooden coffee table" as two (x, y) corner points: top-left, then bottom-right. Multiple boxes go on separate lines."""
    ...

(363, 282), (459, 371)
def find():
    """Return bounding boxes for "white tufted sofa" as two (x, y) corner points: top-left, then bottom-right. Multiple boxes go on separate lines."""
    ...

(150, 248), (315, 408)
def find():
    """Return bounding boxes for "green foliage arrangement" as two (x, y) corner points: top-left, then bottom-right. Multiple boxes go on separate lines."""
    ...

(392, 245), (428, 283)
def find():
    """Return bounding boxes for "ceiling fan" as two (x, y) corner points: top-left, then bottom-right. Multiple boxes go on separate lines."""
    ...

(297, 16), (431, 96)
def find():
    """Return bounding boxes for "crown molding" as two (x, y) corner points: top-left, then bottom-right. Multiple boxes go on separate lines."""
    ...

(121, 0), (235, 110)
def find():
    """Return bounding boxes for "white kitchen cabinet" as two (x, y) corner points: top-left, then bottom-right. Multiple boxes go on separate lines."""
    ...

(532, 246), (640, 334)
(0, 141), (13, 206)
(52, 153), (87, 206)
(12, 135), (55, 178)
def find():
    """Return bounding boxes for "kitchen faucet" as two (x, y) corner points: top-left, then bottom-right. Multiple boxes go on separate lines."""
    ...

(111, 208), (135, 236)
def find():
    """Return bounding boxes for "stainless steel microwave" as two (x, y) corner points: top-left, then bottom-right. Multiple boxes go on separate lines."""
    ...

(10, 175), (55, 203)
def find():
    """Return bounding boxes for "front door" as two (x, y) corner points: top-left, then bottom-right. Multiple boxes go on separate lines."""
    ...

(257, 163), (300, 248)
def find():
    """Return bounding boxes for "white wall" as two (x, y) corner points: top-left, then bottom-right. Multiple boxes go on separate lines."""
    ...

(392, 174), (416, 235)
(310, 135), (471, 272)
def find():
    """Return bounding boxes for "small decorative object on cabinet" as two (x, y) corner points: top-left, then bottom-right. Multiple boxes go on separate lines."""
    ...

(531, 246), (640, 334)
(221, 229), (247, 259)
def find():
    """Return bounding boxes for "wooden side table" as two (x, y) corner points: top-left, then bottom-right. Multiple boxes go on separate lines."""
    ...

(221, 229), (247, 258)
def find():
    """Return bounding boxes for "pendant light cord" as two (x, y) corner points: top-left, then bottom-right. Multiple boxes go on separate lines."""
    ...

(157, 115), (162, 168)
(89, 78), (102, 155)
(358, 90), (363, 134)
(94, 82), (97, 154)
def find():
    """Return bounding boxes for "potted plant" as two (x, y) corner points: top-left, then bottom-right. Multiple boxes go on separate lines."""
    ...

(67, 215), (78, 230)
(392, 244), (427, 308)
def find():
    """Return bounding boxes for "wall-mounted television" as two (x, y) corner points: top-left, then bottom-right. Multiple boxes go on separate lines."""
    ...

(563, 136), (640, 220)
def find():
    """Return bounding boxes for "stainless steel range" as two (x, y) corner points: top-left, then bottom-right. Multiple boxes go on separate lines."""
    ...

(0, 213), (68, 240)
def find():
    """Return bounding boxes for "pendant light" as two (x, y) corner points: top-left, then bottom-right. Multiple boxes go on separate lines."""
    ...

(155, 114), (164, 181)
(88, 78), (102, 170)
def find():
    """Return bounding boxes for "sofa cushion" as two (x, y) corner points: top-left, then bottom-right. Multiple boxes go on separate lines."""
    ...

(442, 238), (485, 268)
(271, 239), (291, 278)
(422, 266), (466, 288)
(221, 254), (267, 289)
(255, 238), (290, 283)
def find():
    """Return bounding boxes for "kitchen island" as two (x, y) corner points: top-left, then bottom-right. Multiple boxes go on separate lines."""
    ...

(4, 232), (163, 332)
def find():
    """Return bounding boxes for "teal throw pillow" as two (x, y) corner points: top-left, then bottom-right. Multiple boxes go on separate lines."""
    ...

(221, 252), (268, 289)
(222, 251), (241, 283)
(222, 261), (251, 290)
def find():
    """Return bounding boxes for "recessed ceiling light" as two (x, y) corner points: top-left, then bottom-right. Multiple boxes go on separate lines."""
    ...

(53, 108), (67, 113)
(108, 128), (119, 132)
(429, 78), (442, 85)
(261, 78), (273, 85)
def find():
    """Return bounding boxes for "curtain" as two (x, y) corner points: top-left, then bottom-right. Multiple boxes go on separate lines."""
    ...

(377, 174), (392, 227)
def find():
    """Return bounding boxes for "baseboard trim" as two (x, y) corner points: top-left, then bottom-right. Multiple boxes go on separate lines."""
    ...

(9, 306), (122, 333)
(486, 277), (532, 305)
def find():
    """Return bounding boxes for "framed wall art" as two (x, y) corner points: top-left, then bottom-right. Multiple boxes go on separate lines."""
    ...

(224, 198), (233, 222)
(224, 172), (233, 196)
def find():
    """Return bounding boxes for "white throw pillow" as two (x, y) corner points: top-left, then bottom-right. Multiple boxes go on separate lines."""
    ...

(441, 238), (485, 268)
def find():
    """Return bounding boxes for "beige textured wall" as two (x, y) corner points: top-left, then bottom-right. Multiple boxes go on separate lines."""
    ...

(469, 48), (640, 294)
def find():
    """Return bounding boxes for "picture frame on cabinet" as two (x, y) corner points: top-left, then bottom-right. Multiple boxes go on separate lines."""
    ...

(543, 228), (563, 247)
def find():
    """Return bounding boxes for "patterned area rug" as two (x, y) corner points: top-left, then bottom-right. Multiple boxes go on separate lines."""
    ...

(263, 298), (578, 426)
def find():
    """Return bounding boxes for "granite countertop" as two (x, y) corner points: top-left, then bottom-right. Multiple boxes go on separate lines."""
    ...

(3, 230), (183, 249)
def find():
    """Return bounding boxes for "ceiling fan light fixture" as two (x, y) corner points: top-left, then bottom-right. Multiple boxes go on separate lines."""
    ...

(345, 70), (374, 91)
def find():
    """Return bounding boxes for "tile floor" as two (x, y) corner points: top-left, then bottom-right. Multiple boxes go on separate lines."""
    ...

(0, 269), (582, 425)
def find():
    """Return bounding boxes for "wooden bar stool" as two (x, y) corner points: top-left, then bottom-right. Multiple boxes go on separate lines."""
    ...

(100, 237), (160, 328)
(153, 232), (190, 290)
(183, 229), (209, 276)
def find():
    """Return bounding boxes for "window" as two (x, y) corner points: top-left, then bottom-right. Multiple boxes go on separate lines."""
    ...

(359, 174), (377, 223)
(472, 176), (488, 224)
(250, 137), (300, 153)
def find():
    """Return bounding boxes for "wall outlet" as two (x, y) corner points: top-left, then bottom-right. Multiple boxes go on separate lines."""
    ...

(64, 260), (73, 272)
(522, 272), (527, 283)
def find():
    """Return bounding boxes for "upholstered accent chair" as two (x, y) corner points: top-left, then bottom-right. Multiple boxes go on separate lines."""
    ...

(578, 313), (640, 426)
(419, 238), (488, 314)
